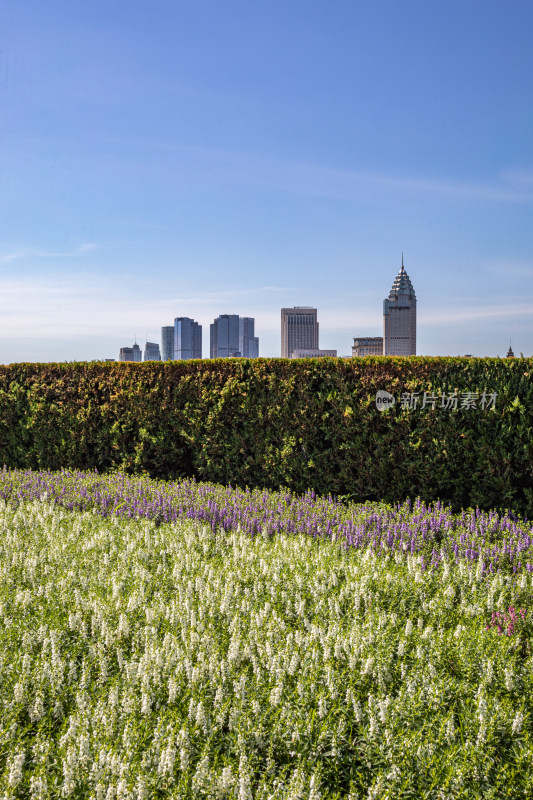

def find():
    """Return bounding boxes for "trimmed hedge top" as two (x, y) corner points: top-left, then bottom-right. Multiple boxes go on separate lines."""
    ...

(0, 357), (532, 514)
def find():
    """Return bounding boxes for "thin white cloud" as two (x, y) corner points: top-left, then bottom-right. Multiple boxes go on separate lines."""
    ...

(2, 270), (531, 337)
(0, 243), (98, 264)
(317, 308), (379, 330)
(482, 258), (533, 279)
(149, 286), (299, 307)
(136, 141), (533, 205)
(420, 303), (533, 325)
(0, 250), (36, 264)
(0, 276), (302, 339)
(500, 168), (533, 188)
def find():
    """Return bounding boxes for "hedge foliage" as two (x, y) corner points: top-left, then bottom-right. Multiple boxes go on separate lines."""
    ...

(0, 357), (532, 514)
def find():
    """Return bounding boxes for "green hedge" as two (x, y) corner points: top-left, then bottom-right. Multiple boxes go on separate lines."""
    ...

(0, 357), (532, 514)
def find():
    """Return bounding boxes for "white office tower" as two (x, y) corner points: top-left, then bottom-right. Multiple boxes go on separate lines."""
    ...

(174, 317), (202, 359)
(281, 307), (319, 358)
(383, 257), (416, 355)
(161, 326), (174, 361)
(143, 342), (161, 361)
(239, 317), (259, 358)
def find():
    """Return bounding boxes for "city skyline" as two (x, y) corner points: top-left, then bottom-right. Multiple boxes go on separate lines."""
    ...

(20, 256), (531, 361)
(1, 1), (532, 362)
(81, 257), (528, 361)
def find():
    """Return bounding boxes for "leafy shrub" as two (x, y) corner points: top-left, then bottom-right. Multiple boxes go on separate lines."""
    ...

(0, 357), (532, 514)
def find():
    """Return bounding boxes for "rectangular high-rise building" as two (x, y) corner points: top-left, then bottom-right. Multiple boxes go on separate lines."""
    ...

(383, 257), (416, 356)
(161, 326), (174, 361)
(239, 317), (259, 358)
(210, 314), (241, 358)
(281, 307), (319, 358)
(119, 343), (142, 362)
(143, 342), (161, 361)
(174, 317), (202, 359)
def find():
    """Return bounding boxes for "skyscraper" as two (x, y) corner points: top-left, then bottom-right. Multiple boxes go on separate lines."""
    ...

(161, 326), (174, 361)
(119, 347), (134, 362)
(281, 307), (319, 358)
(119, 343), (142, 362)
(239, 317), (259, 358)
(174, 317), (202, 360)
(143, 342), (161, 361)
(210, 314), (241, 358)
(383, 257), (416, 356)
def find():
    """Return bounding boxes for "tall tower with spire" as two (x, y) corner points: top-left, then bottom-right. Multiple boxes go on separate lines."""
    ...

(383, 255), (417, 355)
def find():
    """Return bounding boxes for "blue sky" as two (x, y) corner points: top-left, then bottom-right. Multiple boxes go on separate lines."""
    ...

(1, 0), (532, 361)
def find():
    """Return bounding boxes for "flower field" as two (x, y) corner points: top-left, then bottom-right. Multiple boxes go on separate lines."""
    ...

(1, 472), (533, 797)
(1, 468), (533, 574)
